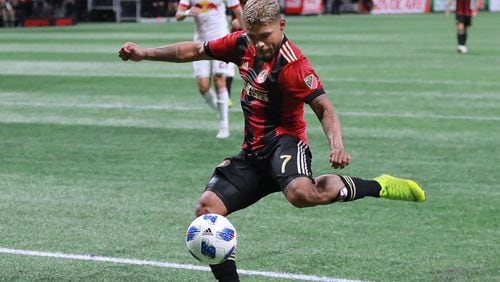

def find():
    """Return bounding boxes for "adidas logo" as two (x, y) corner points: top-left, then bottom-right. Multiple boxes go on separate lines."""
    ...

(203, 228), (213, 236)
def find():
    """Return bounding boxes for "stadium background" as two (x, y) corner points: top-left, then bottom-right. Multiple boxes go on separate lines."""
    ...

(1, 0), (499, 281)
(1, 0), (500, 27)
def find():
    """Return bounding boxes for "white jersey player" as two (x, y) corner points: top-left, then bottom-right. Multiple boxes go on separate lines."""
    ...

(176, 0), (244, 139)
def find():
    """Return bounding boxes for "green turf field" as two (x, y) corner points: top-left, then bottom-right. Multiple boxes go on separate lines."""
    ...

(1, 13), (499, 281)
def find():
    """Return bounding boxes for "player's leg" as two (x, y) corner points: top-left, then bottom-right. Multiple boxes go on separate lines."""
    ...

(196, 179), (237, 282)
(213, 61), (231, 139)
(225, 63), (236, 108)
(225, 76), (233, 108)
(284, 174), (425, 207)
(456, 16), (468, 53)
(270, 136), (425, 207)
(193, 60), (217, 110)
(462, 16), (472, 50)
(196, 153), (277, 281)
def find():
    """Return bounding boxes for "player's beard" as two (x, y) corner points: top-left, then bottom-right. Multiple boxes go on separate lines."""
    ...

(256, 48), (275, 61)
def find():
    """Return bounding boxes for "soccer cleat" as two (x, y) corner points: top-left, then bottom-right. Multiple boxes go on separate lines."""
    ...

(375, 174), (426, 202)
(457, 45), (468, 54)
(216, 127), (230, 139)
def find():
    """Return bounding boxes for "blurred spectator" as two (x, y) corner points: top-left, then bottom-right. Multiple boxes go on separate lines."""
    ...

(32, 0), (49, 17)
(1, 0), (16, 27)
(29, 0), (73, 18)
(166, 0), (178, 17)
(15, 0), (32, 24)
(151, 0), (165, 17)
(146, 0), (177, 18)
(359, 0), (373, 14)
(324, 0), (342, 14)
(63, 0), (74, 18)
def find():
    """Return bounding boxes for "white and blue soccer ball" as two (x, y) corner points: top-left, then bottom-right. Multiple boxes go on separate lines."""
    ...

(185, 213), (237, 264)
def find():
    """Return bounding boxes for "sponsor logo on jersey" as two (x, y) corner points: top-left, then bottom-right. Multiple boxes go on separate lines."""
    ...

(194, 0), (218, 12)
(245, 83), (269, 102)
(304, 74), (318, 90)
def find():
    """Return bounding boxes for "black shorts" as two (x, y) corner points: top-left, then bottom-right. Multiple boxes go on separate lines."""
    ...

(456, 15), (472, 27)
(205, 135), (313, 213)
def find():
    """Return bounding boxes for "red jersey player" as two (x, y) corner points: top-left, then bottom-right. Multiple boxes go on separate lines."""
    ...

(446, 0), (479, 53)
(119, 0), (426, 280)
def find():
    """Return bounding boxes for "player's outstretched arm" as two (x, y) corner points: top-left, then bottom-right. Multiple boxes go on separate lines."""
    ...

(119, 41), (210, 63)
(309, 95), (351, 169)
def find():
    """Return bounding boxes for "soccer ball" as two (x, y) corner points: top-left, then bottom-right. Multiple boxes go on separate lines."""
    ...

(185, 213), (237, 265)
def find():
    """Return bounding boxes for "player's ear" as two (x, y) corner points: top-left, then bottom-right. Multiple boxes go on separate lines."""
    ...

(279, 17), (286, 31)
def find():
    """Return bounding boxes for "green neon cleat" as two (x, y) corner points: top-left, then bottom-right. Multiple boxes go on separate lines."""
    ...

(375, 174), (426, 202)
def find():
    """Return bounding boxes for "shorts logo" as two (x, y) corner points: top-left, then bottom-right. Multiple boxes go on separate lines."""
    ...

(304, 74), (318, 90)
(217, 159), (231, 167)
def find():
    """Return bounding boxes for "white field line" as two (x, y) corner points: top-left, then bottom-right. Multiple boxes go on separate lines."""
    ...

(0, 100), (499, 122)
(0, 247), (364, 282)
(1, 61), (500, 87)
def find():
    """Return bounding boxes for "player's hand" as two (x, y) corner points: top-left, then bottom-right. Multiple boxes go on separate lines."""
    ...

(119, 42), (146, 62)
(189, 7), (201, 16)
(330, 148), (351, 169)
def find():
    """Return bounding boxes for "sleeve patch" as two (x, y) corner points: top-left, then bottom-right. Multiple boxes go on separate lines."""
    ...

(303, 74), (319, 90)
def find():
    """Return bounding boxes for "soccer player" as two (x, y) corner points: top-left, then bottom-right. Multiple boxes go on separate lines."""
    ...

(446, 0), (479, 53)
(175, 0), (244, 138)
(119, 0), (426, 280)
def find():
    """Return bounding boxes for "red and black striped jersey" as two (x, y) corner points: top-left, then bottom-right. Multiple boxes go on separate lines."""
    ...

(456, 0), (474, 16)
(204, 31), (326, 152)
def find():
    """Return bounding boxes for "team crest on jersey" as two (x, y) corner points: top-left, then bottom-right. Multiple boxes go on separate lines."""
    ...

(304, 74), (318, 90)
(256, 69), (268, 84)
(241, 61), (249, 70)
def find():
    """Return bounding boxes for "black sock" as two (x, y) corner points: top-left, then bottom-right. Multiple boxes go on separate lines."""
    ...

(210, 259), (239, 282)
(225, 76), (233, 98)
(463, 33), (467, 45)
(458, 33), (466, 45)
(338, 176), (381, 201)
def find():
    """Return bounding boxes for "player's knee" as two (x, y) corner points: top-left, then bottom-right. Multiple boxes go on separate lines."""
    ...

(284, 185), (315, 208)
(213, 75), (226, 89)
(194, 202), (211, 217)
(194, 191), (228, 217)
(198, 86), (210, 94)
(197, 78), (211, 93)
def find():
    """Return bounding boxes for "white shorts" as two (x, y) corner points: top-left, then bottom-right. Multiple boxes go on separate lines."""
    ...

(193, 60), (235, 78)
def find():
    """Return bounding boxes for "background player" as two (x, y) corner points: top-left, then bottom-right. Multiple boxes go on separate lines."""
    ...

(175, 0), (244, 138)
(226, 0), (247, 106)
(446, 0), (479, 53)
(119, 0), (426, 280)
